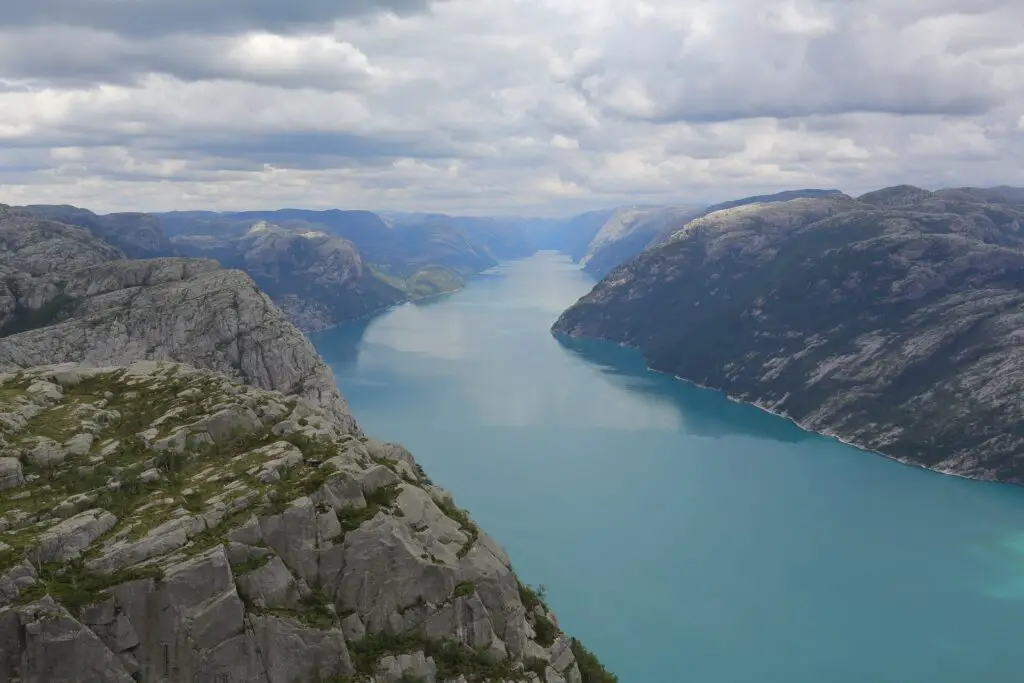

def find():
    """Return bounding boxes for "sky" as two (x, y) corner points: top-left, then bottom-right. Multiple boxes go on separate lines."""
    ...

(0, 0), (1022, 217)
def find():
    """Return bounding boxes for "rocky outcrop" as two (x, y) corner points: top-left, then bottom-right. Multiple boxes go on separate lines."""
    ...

(0, 215), (353, 429)
(22, 204), (173, 259)
(554, 185), (1024, 484)
(0, 361), (610, 682)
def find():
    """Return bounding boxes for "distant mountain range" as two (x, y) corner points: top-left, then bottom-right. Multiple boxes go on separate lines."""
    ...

(21, 205), (558, 332)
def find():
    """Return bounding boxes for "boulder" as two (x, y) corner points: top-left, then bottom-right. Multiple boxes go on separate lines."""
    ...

(37, 509), (117, 563)
(0, 456), (24, 490)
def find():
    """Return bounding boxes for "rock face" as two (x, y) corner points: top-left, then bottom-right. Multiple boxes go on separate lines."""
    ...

(172, 221), (406, 332)
(0, 361), (611, 682)
(0, 207), (353, 430)
(22, 204), (173, 259)
(554, 185), (1024, 484)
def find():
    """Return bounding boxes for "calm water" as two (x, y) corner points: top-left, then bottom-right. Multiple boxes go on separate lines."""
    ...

(311, 252), (1024, 683)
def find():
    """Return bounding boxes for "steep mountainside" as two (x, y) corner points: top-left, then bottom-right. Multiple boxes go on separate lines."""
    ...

(172, 222), (406, 332)
(553, 186), (1024, 483)
(579, 206), (704, 277)
(553, 210), (618, 264)
(0, 218), (615, 683)
(0, 206), (351, 428)
(0, 362), (611, 683)
(23, 205), (173, 259)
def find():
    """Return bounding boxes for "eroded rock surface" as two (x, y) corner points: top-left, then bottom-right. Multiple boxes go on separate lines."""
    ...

(0, 362), (610, 682)
(0, 207), (353, 430)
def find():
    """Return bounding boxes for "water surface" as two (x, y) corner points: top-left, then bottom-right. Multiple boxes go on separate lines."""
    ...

(311, 252), (1024, 683)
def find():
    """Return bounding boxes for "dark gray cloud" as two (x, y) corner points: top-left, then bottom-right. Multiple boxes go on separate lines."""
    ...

(0, 0), (442, 37)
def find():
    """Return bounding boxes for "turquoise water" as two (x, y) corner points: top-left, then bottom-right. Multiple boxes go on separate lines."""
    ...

(311, 252), (1024, 683)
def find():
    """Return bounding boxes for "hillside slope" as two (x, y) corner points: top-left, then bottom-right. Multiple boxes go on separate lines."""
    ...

(554, 186), (1024, 483)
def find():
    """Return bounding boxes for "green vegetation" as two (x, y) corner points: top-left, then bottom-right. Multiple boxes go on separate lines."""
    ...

(407, 267), (463, 298)
(436, 498), (479, 558)
(532, 613), (558, 647)
(254, 588), (338, 629)
(518, 581), (549, 612)
(452, 581), (475, 598)
(0, 292), (80, 337)
(571, 638), (619, 683)
(524, 657), (548, 679)
(17, 561), (164, 615)
(337, 483), (402, 532)
(229, 552), (273, 576)
(349, 631), (524, 682)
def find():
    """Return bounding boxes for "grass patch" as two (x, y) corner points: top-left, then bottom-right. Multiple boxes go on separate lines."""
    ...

(349, 631), (523, 682)
(230, 552), (273, 576)
(571, 638), (619, 683)
(518, 581), (549, 613)
(436, 498), (479, 558)
(337, 483), (401, 532)
(265, 461), (336, 515)
(17, 561), (164, 615)
(452, 581), (475, 599)
(524, 657), (548, 679)
(532, 614), (558, 648)
(255, 588), (337, 629)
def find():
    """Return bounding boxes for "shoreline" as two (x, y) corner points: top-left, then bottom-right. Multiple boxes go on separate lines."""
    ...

(561, 332), (1003, 488)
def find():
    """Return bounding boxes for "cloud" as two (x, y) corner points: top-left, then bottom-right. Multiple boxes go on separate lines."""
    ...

(0, 0), (1022, 215)
(0, 0), (442, 37)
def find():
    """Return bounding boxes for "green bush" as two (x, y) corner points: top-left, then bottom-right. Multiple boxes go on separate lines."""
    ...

(571, 638), (619, 683)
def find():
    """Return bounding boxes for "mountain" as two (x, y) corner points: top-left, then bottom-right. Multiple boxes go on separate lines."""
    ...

(578, 206), (705, 277)
(202, 209), (501, 277)
(553, 186), (1024, 484)
(22, 205), (173, 259)
(696, 188), (845, 216)
(552, 210), (619, 264)
(547, 205), (706, 278)
(381, 213), (539, 260)
(172, 222), (406, 332)
(0, 210), (615, 683)
(161, 209), (520, 329)
(0, 206), (351, 427)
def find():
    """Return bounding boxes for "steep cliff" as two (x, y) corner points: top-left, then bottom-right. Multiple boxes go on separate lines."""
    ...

(173, 222), (406, 332)
(0, 207), (353, 429)
(0, 362), (611, 683)
(553, 186), (1024, 484)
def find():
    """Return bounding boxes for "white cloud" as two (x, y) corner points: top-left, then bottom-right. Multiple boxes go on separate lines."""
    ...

(0, 0), (1021, 215)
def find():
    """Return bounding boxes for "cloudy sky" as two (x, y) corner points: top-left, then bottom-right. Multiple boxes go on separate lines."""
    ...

(1, 0), (1021, 216)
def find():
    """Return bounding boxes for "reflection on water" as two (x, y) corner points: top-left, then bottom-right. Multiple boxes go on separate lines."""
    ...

(312, 251), (1024, 683)
(559, 336), (813, 443)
